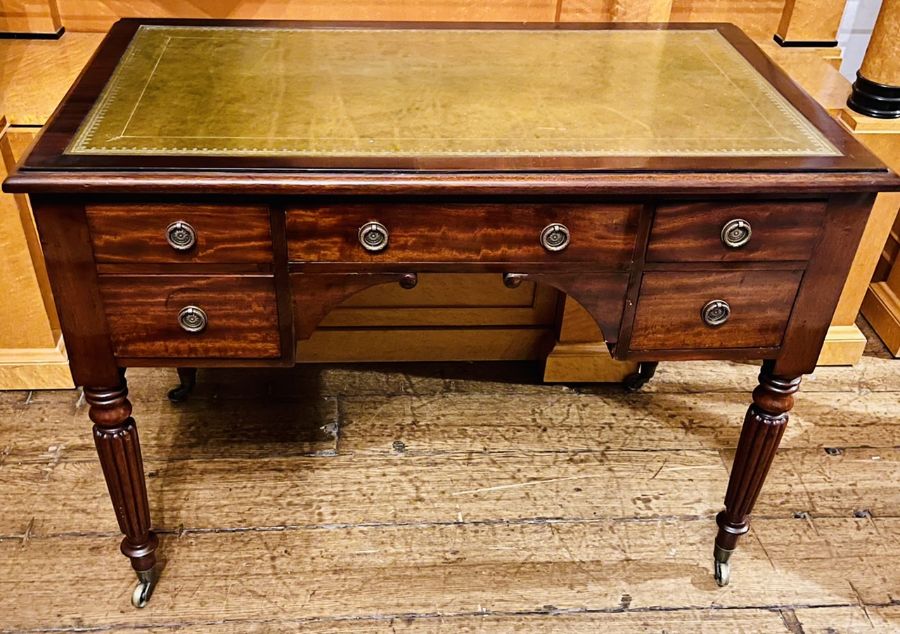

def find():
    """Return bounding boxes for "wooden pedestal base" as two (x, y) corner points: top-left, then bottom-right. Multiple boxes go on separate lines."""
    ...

(862, 281), (900, 356)
(0, 332), (73, 389)
(816, 324), (869, 365)
(543, 342), (637, 383)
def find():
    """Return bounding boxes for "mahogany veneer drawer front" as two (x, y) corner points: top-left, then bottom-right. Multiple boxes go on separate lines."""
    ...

(286, 203), (640, 264)
(99, 275), (281, 358)
(646, 201), (826, 262)
(86, 204), (273, 264)
(629, 270), (804, 350)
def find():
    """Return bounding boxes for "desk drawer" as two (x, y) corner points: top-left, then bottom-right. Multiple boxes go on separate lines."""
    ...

(99, 275), (281, 358)
(646, 201), (825, 262)
(629, 270), (803, 350)
(286, 203), (640, 264)
(86, 204), (273, 264)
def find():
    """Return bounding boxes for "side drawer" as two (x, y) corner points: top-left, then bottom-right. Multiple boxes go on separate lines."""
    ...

(629, 270), (803, 350)
(99, 275), (281, 358)
(286, 203), (640, 264)
(646, 201), (825, 262)
(86, 204), (273, 264)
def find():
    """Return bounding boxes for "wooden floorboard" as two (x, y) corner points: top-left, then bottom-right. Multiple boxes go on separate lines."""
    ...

(1, 327), (898, 632)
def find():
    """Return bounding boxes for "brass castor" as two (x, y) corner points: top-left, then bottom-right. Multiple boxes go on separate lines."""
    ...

(713, 543), (733, 587)
(623, 361), (659, 392)
(131, 568), (158, 608)
(167, 368), (197, 403)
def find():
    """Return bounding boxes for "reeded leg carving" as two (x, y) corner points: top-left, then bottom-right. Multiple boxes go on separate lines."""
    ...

(86, 380), (159, 608)
(167, 367), (197, 403)
(714, 361), (801, 586)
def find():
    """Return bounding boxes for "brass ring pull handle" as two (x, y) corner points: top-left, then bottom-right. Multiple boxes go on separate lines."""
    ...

(166, 221), (197, 251)
(358, 221), (389, 252)
(701, 300), (731, 327)
(177, 305), (208, 334)
(721, 219), (752, 248)
(540, 223), (570, 252)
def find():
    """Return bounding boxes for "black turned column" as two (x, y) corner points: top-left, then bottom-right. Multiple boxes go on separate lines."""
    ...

(85, 379), (159, 607)
(714, 361), (802, 586)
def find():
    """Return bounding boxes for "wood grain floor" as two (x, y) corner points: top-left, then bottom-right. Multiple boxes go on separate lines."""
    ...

(0, 320), (898, 633)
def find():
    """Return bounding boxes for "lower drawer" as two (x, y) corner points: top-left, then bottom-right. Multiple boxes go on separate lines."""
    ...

(629, 270), (803, 350)
(99, 275), (281, 358)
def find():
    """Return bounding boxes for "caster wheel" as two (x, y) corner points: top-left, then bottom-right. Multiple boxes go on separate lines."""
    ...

(167, 384), (192, 403)
(623, 372), (648, 392)
(623, 362), (658, 392)
(714, 560), (731, 587)
(131, 569), (157, 608)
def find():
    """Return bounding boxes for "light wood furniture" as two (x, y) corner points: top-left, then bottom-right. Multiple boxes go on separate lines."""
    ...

(848, 0), (900, 356)
(53, 0), (814, 43)
(0, 118), (72, 389)
(0, 0), (62, 37)
(5, 20), (898, 607)
(774, 0), (844, 47)
(0, 32), (103, 390)
(848, 0), (900, 119)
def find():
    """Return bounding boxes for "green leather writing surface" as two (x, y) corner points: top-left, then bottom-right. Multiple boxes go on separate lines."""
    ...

(67, 26), (839, 158)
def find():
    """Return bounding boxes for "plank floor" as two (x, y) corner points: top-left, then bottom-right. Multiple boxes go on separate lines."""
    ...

(0, 320), (898, 633)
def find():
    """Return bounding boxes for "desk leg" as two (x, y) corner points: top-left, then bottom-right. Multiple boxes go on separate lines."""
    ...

(85, 380), (159, 608)
(714, 361), (801, 586)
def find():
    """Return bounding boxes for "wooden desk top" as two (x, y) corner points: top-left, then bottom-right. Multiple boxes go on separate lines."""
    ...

(7, 19), (898, 194)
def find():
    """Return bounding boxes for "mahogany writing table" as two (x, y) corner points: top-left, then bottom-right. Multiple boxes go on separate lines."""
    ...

(5, 19), (899, 607)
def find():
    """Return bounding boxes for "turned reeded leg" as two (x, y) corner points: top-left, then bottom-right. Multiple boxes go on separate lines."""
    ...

(167, 367), (197, 403)
(85, 380), (159, 608)
(714, 361), (801, 586)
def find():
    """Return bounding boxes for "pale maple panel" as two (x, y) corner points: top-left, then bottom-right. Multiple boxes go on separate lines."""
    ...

(558, 0), (673, 21)
(669, 0), (785, 41)
(775, 0), (845, 43)
(0, 124), (56, 351)
(0, 0), (61, 34)
(859, 0), (900, 86)
(58, 0), (558, 32)
(0, 32), (102, 125)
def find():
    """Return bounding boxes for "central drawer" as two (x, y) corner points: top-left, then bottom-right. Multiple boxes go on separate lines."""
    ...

(286, 203), (640, 264)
